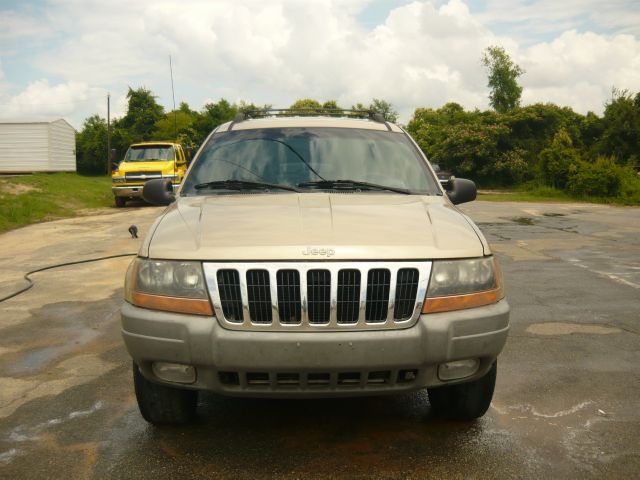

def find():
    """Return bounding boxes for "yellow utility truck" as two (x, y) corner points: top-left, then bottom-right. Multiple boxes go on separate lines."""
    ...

(111, 142), (188, 207)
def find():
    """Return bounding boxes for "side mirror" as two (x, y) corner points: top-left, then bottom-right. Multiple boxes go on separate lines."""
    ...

(446, 178), (477, 205)
(143, 179), (175, 206)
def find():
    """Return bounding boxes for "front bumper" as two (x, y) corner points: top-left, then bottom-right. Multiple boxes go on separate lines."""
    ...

(112, 185), (145, 198)
(112, 183), (179, 198)
(121, 299), (509, 397)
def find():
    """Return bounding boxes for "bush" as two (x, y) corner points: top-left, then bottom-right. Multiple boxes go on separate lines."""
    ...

(618, 166), (640, 204)
(538, 128), (580, 189)
(566, 157), (622, 197)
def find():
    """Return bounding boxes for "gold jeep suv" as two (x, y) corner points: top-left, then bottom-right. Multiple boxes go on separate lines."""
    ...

(121, 110), (509, 424)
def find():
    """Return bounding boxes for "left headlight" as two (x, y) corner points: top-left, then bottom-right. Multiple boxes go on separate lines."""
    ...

(124, 258), (213, 316)
(422, 256), (504, 314)
(112, 176), (126, 183)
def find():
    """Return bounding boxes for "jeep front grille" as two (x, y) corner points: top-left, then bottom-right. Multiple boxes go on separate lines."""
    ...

(203, 262), (431, 331)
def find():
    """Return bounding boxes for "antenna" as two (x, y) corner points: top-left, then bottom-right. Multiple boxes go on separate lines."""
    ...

(169, 55), (177, 189)
(169, 55), (177, 140)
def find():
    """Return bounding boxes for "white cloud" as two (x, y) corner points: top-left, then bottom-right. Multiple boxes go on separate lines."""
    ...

(0, 0), (638, 126)
(0, 9), (52, 41)
(475, 0), (640, 40)
(0, 79), (103, 127)
(519, 30), (640, 113)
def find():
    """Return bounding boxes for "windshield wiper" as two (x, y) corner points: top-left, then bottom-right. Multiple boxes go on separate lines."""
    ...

(194, 179), (300, 192)
(298, 179), (413, 195)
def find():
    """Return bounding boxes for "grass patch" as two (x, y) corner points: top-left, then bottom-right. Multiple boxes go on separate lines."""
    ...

(478, 186), (572, 203)
(0, 173), (113, 233)
(478, 183), (640, 205)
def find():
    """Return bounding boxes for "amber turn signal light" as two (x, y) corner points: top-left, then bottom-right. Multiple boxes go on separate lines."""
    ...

(131, 292), (213, 316)
(422, 286), (503, 314)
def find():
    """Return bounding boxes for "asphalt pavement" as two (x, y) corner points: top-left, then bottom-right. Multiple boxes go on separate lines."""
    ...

(0, 200), (638, 479)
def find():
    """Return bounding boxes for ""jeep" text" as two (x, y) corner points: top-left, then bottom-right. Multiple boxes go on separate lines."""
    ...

(301, 247), (335, 257)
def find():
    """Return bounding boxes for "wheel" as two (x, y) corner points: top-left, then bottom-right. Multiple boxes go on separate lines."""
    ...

(133, 362), (197, 425)
(115, 196), (127, 208)
(427, 361), (497, 421)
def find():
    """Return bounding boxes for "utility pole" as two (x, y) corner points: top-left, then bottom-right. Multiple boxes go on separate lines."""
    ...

(107, 93), (111, 175)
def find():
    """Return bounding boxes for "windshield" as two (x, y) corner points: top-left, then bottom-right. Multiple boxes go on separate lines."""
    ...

(124, 145), (175, 162)
(182, 128), (439, 194)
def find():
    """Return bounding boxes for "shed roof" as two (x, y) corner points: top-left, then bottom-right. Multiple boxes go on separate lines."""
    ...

(0, 118), (76, 131)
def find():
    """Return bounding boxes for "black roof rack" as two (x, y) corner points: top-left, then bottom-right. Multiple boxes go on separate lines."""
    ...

(229, 108), (391, 131)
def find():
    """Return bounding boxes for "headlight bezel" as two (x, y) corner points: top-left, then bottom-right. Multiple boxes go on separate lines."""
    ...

(125, 258), (213, 316)
(422, 256), (504, 314)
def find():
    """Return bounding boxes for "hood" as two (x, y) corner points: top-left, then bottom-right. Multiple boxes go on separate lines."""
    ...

(145, 193), (486, 261)
(116, 160), (175, 173)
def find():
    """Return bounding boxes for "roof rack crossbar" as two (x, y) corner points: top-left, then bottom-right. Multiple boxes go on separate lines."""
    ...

(229, 108), (391, 128)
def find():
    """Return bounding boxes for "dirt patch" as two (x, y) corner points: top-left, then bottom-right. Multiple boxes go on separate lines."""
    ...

(526, 322), (622, 335)
(0, 181), (40, 195)
(511, 216), (536, 225)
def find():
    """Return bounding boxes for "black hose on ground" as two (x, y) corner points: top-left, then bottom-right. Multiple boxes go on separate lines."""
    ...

(0, 253), (137, 303)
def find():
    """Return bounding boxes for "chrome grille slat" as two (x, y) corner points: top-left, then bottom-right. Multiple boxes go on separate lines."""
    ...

(277, 270), (301, 324)
(307, 270), (331, 324)
(204, 261), (431, 332)
(216, 270), (243, 322)
(246, 269), (272, 324)
(394, 268), (419, 321)
(365, 268), (390, 322)
(337, 269), (360, 324)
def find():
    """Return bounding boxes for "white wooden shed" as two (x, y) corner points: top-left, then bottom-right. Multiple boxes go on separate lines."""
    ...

(0, 119), (76, 173)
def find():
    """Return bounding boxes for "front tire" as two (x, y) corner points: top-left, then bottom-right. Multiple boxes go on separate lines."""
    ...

(427, 361), (497, 421)
(133, 362), (197, 425)
(114, 196), (127, 208)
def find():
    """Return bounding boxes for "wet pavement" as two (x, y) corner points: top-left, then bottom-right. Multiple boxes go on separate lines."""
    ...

(0, 201), (639, 479)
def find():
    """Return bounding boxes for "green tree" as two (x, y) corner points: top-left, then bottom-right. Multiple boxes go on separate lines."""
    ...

(289, 99), (323, 115)
(322, 100), (343, 116)
(191, 99), (237, 145)
(567, 156), (623, 197)
(75, 115), (108, 175)
(597, 88), (640, 166)
(120, 87), (165, 141)
(153, 109), (197, 145)
(539, 128), (581, 188)
(369, 98), (399, 122)
(580, 111), (605, 157)
(109, 125), (133, 165)
(237, 100), (271, 115)
(481, 46), (525, 113)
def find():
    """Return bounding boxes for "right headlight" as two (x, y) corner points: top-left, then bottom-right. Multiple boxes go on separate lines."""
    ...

(422, 256), (504, 314)
(124, 258), (213, 316)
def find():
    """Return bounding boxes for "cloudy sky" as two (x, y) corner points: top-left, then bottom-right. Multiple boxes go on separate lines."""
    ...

(1, 0), (639, 128)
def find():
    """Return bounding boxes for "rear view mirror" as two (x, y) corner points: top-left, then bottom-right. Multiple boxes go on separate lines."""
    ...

(143, 179), (175, 206)
(446, 178), (477, 205)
